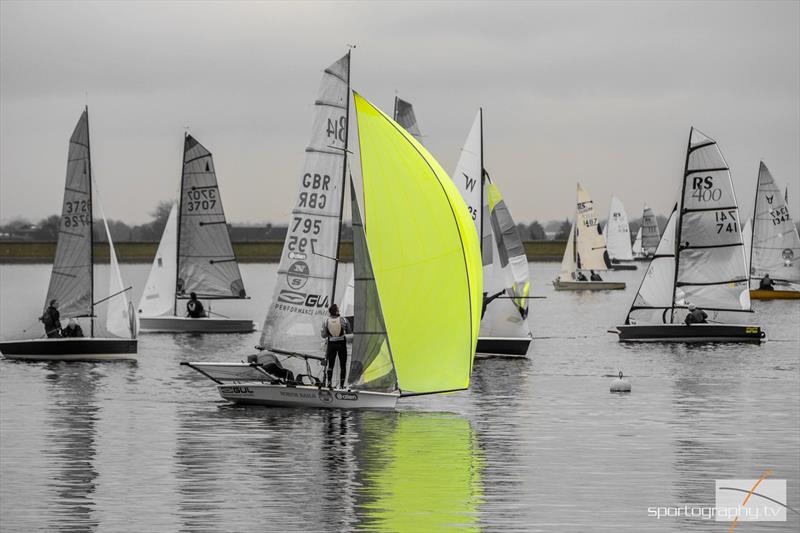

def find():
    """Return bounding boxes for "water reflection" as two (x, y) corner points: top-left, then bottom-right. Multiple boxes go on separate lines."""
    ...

(43, 363), (101, 532)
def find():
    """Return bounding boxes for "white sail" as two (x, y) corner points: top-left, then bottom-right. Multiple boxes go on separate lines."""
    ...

(575, 183), (610, 271)
(177, 135), (245, 299)
(138, 203), (178, 317)
(605, 196), (633, 261)
(674, 128), (750, 323)
(44, 109), (93, 320)
(641, 204), (660, 256)
(626, 207), (677, 324)
(632, 227), (643, 258)
(750, 161), (800, 288)
(481, 179), (531, 338)
(558, 222), (577, 282)
(451, 111), (483, 237)
(260, 53), (350, 361)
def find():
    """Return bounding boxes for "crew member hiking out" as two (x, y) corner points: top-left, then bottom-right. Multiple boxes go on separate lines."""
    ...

(186, 292), (205, 318)
(759, 274), (775, 291)
(684, 303), (708, 325)
(590, 270), (603, 281)
(321, 304), (351, 389)
(40, 299), (62, 338)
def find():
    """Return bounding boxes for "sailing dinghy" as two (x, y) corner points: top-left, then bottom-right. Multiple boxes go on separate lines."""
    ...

(553, 184), (625, 290)
(632, 204), (660, 260)
(747, 162), (800, 299)
(137, 135), (253, 333)
(451, 109), (533, 356)
(615, 128), (764, 342)
(631, 227), (644, 260)
(0, 108), (138, 361)
(605, 196), (637, 270)
(183, 54), (481, 408)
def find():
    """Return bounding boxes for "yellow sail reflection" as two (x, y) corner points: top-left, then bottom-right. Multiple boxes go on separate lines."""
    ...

(356, 412), (483, 531)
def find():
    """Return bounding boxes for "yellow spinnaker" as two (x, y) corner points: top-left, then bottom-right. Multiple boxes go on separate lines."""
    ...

(354, 92), (482, 394)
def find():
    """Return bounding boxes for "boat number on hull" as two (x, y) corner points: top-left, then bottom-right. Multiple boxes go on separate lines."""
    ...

(220, 386), (253, 395)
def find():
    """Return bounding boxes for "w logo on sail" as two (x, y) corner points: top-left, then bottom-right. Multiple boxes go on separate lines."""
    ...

(766, 195), (774, 205)
(463, 172), (477, 192)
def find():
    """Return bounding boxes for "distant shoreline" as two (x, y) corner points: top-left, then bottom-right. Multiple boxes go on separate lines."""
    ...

(0, 240), (566, 264)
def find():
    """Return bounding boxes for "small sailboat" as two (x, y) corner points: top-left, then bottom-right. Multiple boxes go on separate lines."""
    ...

(451, 109), (533, 356)
(605, 196), (637, 270)
(748, 162), (800, 299)
(633, 204), (661, 260)
(0, 108), (138, 361)
(615, 128), (764, 342)
(137, 134), (253, 333)
(553, 184), (625, 290)
(182, 54), (481, 408)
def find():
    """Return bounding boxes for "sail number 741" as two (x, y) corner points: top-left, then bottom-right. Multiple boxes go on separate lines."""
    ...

(714, 210), (738, 233)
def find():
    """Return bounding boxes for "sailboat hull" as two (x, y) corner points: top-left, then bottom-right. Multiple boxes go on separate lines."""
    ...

(615, 324), (764, 343)
(0, 337), (138, 361)
(217, 383), (400, 409)
(553, 280), (626, 290)
(139, 316), (255, 333)
(749, 289), (800, 300)
(476, 336), (531, 357)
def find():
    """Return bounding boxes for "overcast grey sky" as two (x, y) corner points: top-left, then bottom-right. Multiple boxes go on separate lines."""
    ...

(1, 0), (798, 226)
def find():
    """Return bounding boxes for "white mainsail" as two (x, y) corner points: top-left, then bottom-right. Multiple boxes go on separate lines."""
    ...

(605, 196), (633, 261)
(139, 203), (178, 317)
(261, 53), (350, 362)
(673, 128), (751, 323)
(641, 204), (660, 256)
(749, 161), (800, 289)
(632, 227), (643, 258)
(575, 183), (610, 271)
(452, 111), (483, 237)
(177, 135), (245, 299)
(742, 218), (752, 276)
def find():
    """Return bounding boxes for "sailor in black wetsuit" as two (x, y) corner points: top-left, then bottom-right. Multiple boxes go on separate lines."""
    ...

(321, 304), (351, 389)
(684, 304), (708, 325)
(186, 292), (206, 318)
(590, 270), (603, 281)
(759, 274), (775, 291)
(40, 299), (62, 337)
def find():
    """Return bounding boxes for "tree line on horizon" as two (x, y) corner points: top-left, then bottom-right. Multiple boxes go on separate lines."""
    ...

(2, 202), (782, 245)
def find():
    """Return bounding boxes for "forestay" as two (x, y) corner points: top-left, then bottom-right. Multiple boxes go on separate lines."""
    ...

(354, 92), (481, 395)
(674, 128), (750, 323)
(481, 180), (530, 337)
(177, 135), (245, 299)
(625, 207), (677, 324)
(44, 109), (93, 319)
(750, 161), (800, 289)
(575, 183), (610, 271)
(605, 196), (633, 261)
(261, 54), (350, 359)
(641, 204), (660, 255)
(139, 203), (178, 317)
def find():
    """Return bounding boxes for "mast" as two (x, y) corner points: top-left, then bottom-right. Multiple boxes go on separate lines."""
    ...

(86, 106), (95, 337)
(670, 127), (693, 323)
(573, 187), (578, 270)
(479, 108), (485, 258)
(330, 48), (351, 305)
(174, 133), (187, 316)
(393, 95), (398, 121)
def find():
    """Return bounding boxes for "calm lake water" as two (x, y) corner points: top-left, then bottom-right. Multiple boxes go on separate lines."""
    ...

(1, 262), (798, 531)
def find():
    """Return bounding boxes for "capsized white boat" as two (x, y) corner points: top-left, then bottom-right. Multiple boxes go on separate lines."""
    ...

(748, 161), (800, 299)
(451, 109), (533, 357)
(605, 196), (637, 270)
(0, 108), (138, 361)
(183, 53), (482, 408)
(137, 135), (253, 333)
(615, 128), (763, 342)
(553, 184), (625, 290)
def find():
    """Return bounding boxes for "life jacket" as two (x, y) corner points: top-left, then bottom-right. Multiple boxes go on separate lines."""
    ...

(327, 317), (343, 339)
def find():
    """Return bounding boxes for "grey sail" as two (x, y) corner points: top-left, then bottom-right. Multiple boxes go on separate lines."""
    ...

(260, 53), (350, 357)
(347, 183), (397, 392)
(641, 205), (660, 255)
(177, 135), (245, 299)
(44, 109), (93, 319)
(393, 97), (423, 145)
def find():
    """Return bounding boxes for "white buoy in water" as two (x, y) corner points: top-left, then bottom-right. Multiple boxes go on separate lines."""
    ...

(610, 371), (631, 393)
